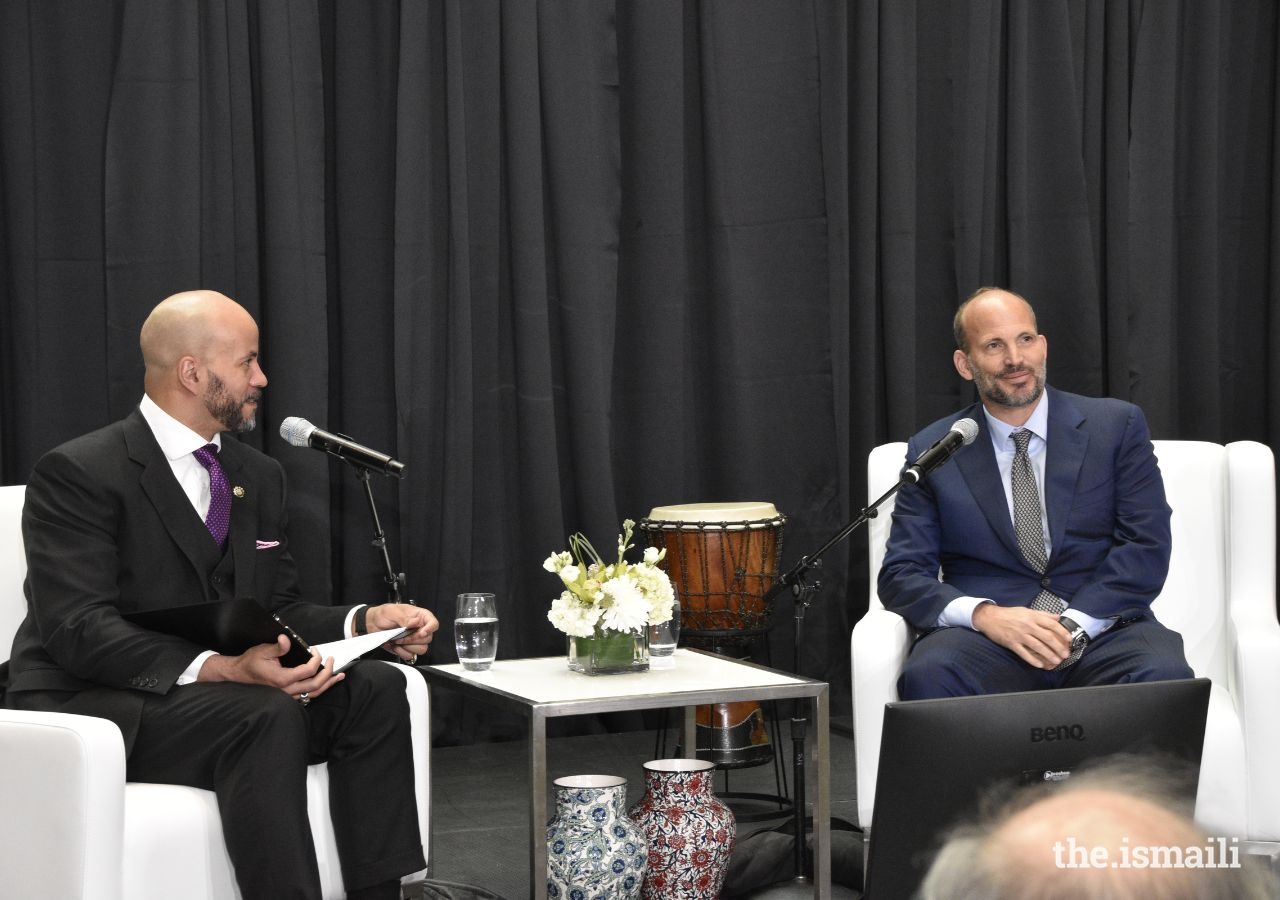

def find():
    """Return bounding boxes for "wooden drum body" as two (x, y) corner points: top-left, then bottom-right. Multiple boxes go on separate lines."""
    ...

(639, 502), (786, 769)
(639, 502), (786, 655)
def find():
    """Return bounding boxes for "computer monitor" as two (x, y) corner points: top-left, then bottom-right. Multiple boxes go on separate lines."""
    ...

(864, 677), (1211, 899)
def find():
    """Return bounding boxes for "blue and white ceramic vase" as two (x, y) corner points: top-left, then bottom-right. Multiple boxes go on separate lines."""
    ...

(546, 774), (647, 899)
(628, 758), (736, 899)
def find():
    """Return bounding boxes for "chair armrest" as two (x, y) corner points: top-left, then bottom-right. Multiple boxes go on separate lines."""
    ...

(400, 662), (432, 870)
(1228, 602), (1280, 841)
(0, 709), (127, 900)
(850, 608), (911, 828)
(1225, 440), (1280, 840)
(306, 661), (432, 894)
(1227, 442), (1276, 622)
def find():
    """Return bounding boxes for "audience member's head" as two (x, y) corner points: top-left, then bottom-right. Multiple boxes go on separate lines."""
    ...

(918, 755), (1278, 899)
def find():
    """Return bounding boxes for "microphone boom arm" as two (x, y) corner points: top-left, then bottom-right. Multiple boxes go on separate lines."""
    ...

(763, 479), (904, 607)
(767, 418), (974, 607)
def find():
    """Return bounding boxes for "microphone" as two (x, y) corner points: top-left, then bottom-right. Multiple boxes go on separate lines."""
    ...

(901, 417), (979, 484)
(279, 417), (406, 477)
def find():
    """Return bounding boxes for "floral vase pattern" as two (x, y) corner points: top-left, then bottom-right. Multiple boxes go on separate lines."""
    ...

(628, 759), (736, 898)
(547, 774), (647, 899)
(567, 626), (649, 675)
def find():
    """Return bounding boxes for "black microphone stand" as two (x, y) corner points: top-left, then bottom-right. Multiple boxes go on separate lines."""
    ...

(308, 426), (410, 605)
(351, 465), (411, 604)
(761, 477), (907, 884)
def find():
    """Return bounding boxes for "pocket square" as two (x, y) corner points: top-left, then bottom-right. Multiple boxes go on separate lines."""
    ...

(255, 540), (280, 550)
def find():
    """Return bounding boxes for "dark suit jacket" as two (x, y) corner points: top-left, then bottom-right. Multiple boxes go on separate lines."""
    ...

(877, 387), (1172, 630)
(6, 408), (351, 750)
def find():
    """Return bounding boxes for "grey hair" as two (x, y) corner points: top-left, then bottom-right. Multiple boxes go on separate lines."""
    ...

(917, 754), (1278, 900)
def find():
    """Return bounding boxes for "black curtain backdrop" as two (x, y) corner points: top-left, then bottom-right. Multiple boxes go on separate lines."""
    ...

(2, 1), (1278, 744)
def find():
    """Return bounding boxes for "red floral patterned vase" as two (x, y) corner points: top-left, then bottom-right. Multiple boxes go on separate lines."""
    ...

(628, 758), (736, 898)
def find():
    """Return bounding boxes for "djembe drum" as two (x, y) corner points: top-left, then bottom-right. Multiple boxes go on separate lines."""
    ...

(639, 502), (786, 768)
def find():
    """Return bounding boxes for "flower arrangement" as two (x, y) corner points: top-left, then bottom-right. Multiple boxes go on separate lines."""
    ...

(544, 519), (676, 638)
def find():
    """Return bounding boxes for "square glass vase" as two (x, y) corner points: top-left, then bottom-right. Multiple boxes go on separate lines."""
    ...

(567, 627), (650, 675)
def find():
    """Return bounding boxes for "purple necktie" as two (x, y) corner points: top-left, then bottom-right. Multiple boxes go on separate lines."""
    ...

(193, 444), (231, 547)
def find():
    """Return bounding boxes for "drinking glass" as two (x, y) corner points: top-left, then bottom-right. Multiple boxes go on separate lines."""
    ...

(454, 592), (498, 671)
(647, 597), (681, 667)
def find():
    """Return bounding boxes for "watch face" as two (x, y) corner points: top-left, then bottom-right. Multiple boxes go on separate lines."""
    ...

(1059, 616), (1087, 648)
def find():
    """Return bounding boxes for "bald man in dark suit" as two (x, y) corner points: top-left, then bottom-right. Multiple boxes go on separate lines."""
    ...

(5, 290), (437, 900)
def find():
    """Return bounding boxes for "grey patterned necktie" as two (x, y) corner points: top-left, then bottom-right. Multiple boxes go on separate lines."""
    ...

(1011, 429), (1062, 614)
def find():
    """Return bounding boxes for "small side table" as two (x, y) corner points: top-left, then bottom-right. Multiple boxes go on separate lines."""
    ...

(421, 648), (830, 898)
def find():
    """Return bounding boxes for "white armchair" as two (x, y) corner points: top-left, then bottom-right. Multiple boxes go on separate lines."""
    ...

(851, 440), (1280, 844)
(0, 483), (432, 899)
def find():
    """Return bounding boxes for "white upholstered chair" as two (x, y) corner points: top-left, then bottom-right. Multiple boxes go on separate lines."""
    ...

(851, 440), (1280, 845)
(0, 483), (432, 900)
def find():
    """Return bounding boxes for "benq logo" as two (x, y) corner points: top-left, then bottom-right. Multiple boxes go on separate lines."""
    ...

(1030, 724), (1086, 742)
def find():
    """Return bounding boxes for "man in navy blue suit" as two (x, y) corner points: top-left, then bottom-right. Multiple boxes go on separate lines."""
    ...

(878, 287), (1193, 699)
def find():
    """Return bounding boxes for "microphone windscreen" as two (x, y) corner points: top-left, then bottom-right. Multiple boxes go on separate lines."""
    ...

(954, 418), (979, 445)
(279, 416), (316, 447)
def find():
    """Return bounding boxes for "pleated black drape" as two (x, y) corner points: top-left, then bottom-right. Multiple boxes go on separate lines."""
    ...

(384, 0), (850, 738)
(3, 0), (1280, 744)
(859, 0), (1280, 443)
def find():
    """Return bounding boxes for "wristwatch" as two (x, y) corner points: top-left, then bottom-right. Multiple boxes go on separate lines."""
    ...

(1055, 615), (1090, 670)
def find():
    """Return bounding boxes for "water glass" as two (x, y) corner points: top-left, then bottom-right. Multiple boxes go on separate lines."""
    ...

(648, 597), (681, 666)
(455, 592), (498, 671)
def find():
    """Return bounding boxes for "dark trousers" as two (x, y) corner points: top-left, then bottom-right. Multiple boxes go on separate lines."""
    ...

(897, 615), (1195, 700)
(14, 660), (424, 900)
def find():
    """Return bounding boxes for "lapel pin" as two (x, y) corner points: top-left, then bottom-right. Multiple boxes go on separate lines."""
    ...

(233, 486), (245, 498)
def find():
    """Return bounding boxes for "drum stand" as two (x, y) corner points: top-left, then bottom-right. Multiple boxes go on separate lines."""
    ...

(761, 478), (906, 884)
(653, 639), (795, 823)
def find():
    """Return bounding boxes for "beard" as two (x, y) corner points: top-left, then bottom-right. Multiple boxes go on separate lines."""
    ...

(967, 356), (1047, 410)
(204, 372), (260, 434)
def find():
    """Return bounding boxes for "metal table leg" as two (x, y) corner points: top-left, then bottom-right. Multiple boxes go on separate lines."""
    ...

(531, 713), (548, 900)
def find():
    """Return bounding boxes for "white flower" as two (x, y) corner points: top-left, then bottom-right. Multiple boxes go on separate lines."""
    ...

(545, 520), (675, 637)
(548, 590), (601, 638)
(557, 564), (580, 587)
(634, 563), (675, 624)
(598, 575), (651, 632)
(543, 551), (572, 573)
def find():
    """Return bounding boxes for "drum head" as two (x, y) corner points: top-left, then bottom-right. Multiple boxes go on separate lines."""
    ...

(645, 501), (780, 524)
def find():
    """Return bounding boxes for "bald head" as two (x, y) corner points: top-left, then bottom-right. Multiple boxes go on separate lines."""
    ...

(953, 287), (1037, 353)
(140, 291), (249, 375)
(139, 290), (267, 439)
(978, 788), (1207, 898)
(921, 760), (1276, 900)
